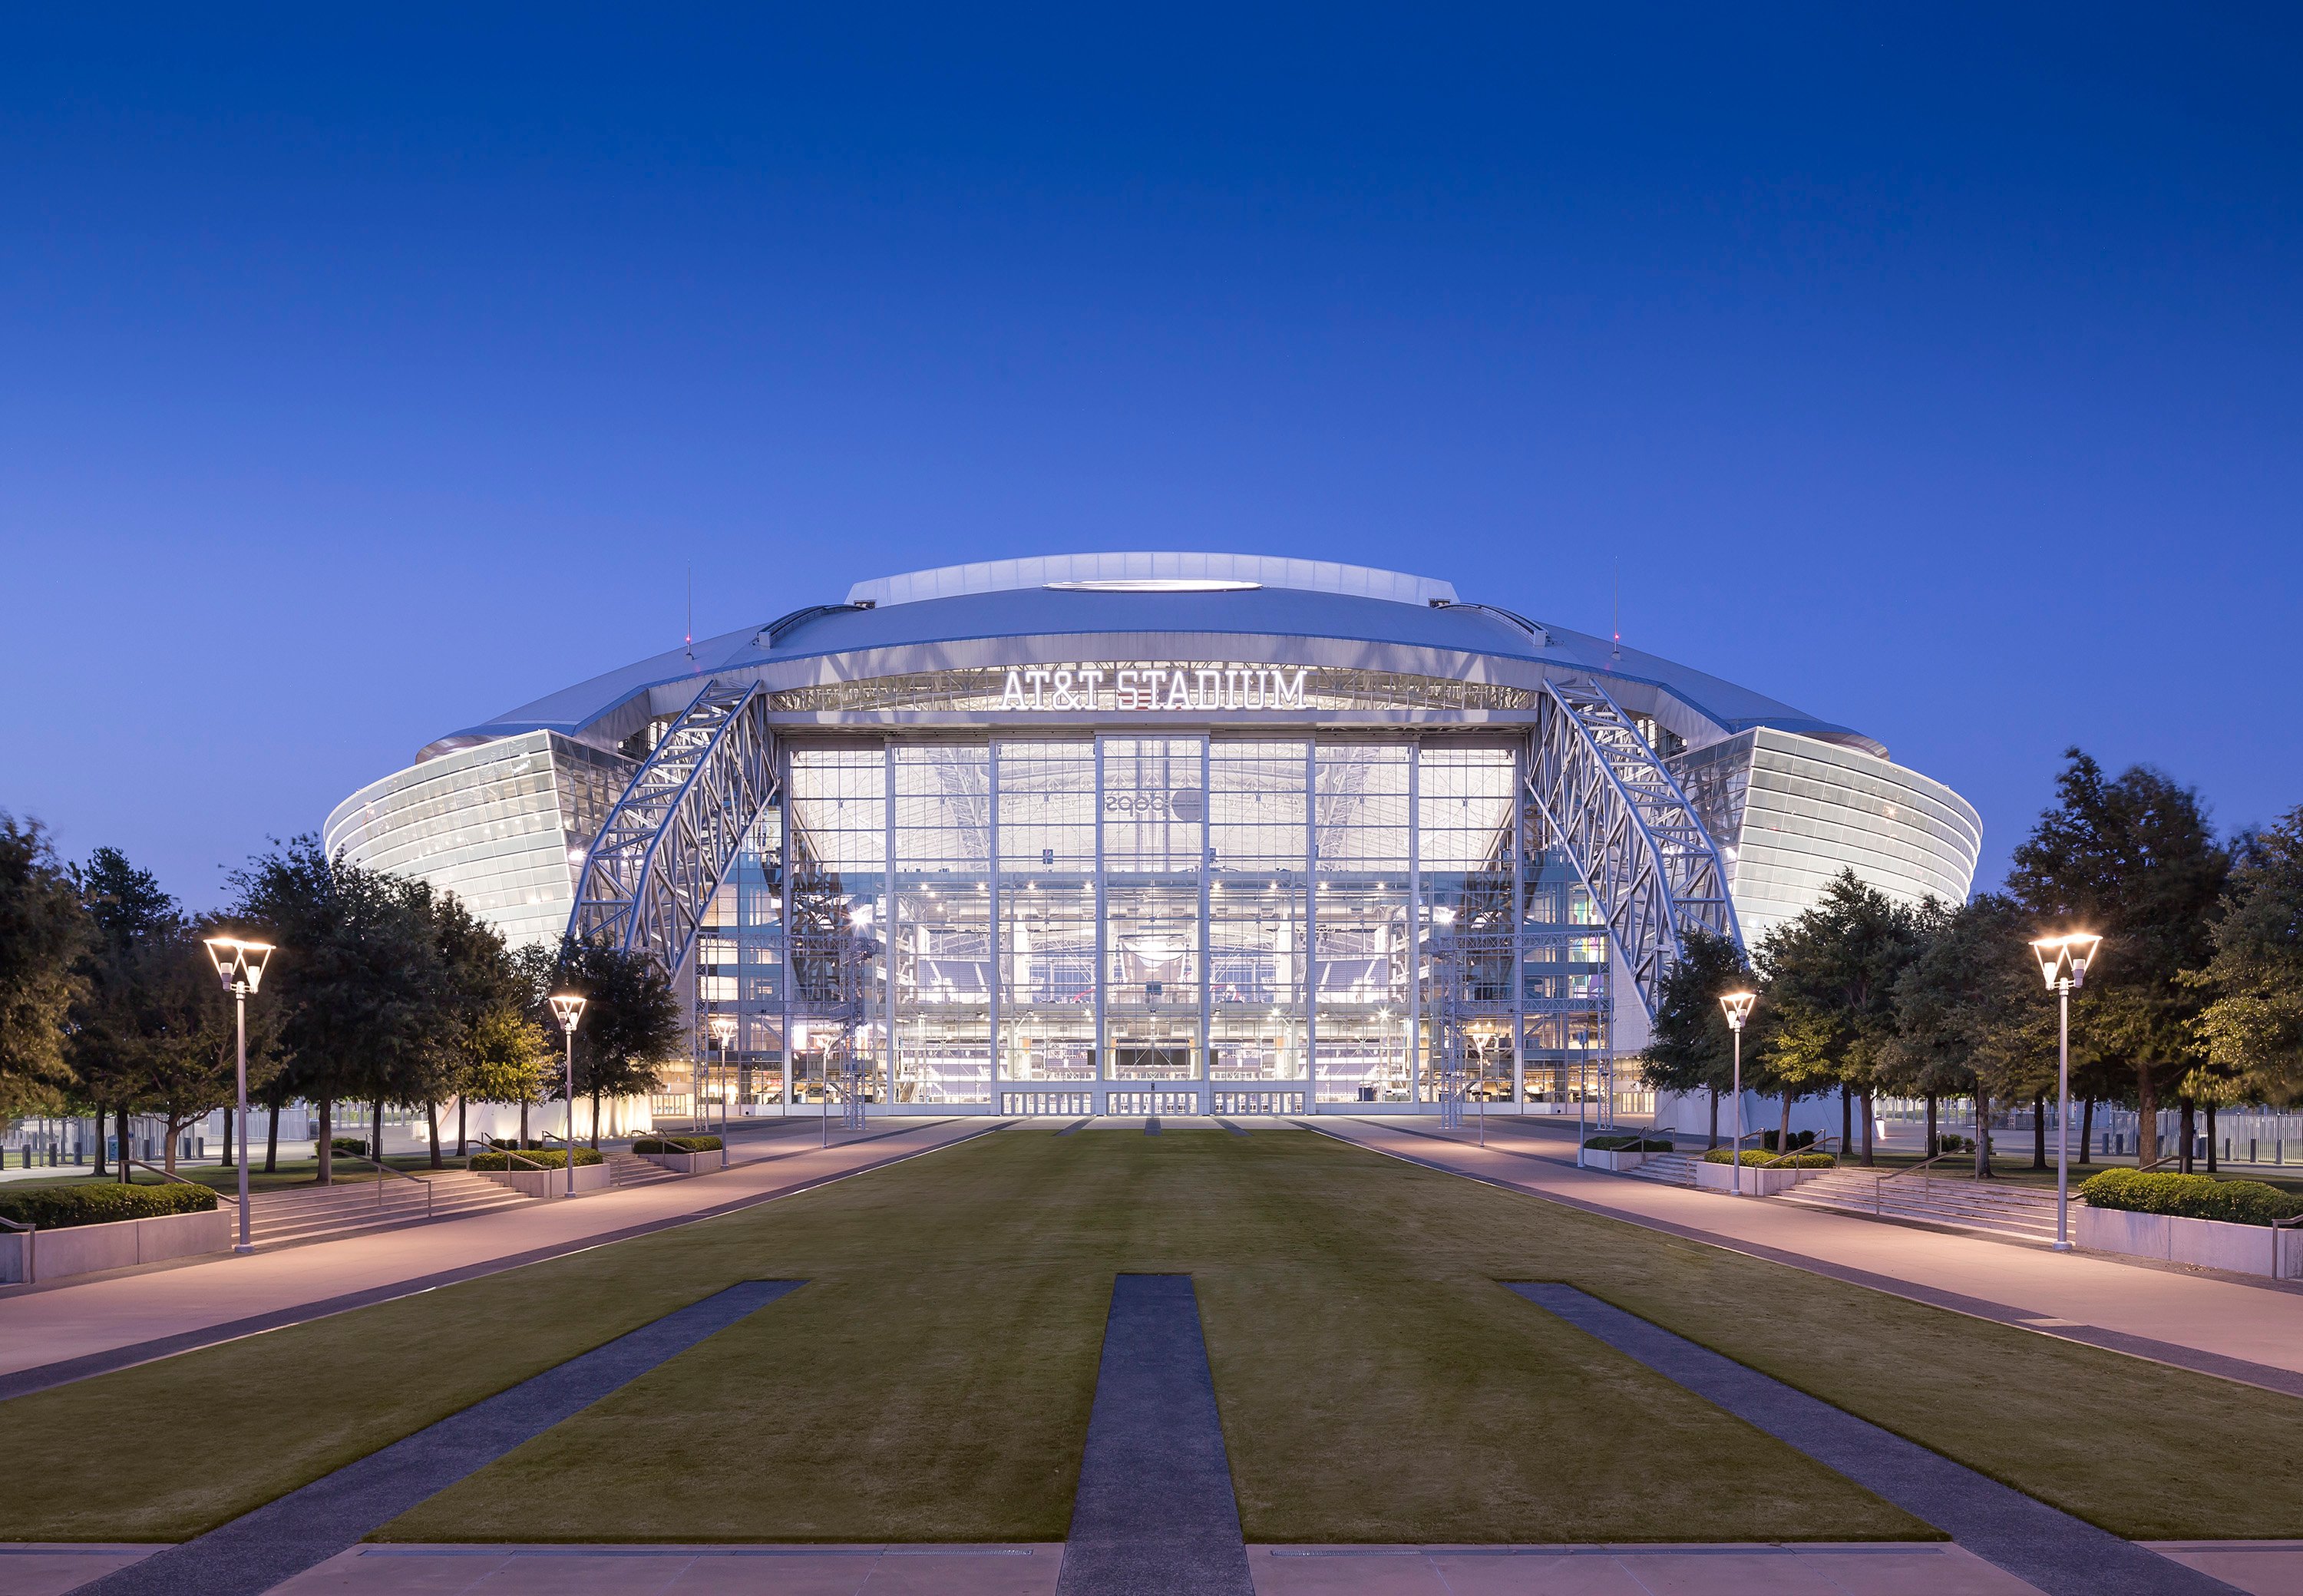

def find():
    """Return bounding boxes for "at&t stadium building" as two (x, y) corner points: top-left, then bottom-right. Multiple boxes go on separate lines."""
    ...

(324, 553), (1981, 1122)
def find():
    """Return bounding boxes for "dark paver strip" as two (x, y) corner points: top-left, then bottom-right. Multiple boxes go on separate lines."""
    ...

(1509, 1283), (2243, 1596)
(1145, 1117), (1161, 1135)
(1300, 1119), (2303, 1401)
(62, 1281), (802, 1596)
(1217, 1120), (1250, 1137)
(0, 1121), (999, 1402)
(1056, 1119), (1090, 1136)
(1059, 1274), (1252, 1596)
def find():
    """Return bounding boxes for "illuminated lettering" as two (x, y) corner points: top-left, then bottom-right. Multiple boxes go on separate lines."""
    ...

(1023, 668), (1050, 709)
(1001, 669), (1027, 710)
(993, 663), (1315, 711)
(1052, 669), (1077, 709)
(1115, 669), (1140, 710)
(1272, 667), (1307, 709)
(1165, 670), (1192, 711)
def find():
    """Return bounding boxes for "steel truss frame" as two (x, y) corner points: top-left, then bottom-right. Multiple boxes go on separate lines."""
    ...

(1526, 678), (1740, 1020)
(569, 680), (778, 982)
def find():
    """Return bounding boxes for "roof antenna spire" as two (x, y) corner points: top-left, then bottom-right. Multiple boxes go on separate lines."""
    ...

(685, 564), (697, 674)
(1611, 560), (1622, 664)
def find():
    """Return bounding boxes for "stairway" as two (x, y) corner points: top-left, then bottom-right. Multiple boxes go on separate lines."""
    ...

(243, 1168), (534, 1249)
(606, 1149), (684, 1188)
(1776, 1167), (2060, 1239)
(1624, 1152), (1701, 1188)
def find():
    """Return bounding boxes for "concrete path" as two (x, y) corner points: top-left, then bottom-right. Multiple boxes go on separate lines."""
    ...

(1059, 1275), (1254, 1596)
(67, 1283), (801, 1596)
(1310, 1116), (2303, 1389)
(0, 1119), (997, 1395)
(1513, 1284), (2239, 1596)
(1247, 1543), (2040, 1594)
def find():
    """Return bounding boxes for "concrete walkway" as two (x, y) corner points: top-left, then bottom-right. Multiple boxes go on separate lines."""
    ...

(0, 1119), (999, 1393)
(1310, 1116), (2303, 1389)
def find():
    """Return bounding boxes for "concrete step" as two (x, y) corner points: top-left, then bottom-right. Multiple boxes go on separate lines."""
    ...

(1778, 1171), (2061, 1237)
(1624, 1153), (1700, 1188)
(605, 1150), (683, 1188)
(244, 1169), (534, 1247)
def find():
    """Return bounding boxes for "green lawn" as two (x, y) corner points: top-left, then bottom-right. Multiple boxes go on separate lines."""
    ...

(0, 1127), (2295, 1545)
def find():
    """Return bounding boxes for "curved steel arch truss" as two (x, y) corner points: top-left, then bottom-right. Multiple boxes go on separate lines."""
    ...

(1528, 678), (1740, 1020)
(569, 680), (778, 980)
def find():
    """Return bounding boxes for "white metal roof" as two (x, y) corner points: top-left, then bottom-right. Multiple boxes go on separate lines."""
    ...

(846, 552), (1457, 610)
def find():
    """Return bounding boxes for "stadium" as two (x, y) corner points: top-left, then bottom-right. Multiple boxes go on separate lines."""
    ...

(324, 552), (1981, 1122)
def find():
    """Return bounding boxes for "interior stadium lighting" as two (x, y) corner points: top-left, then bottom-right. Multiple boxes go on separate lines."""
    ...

(202, 937), (274, 1254)
(2030, 933), (2103, 1251)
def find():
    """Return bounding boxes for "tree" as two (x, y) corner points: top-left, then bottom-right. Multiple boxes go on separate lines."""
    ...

(0, 815), (88, 1117)
(459, 1001), (556, 1148)
(2005, 751), (2228, 1169)
(2191, 806), (2303, 1112)
(1753, 871), (1928, 1164)
(426, 894), (527, 1164)
(549, 938), (681, 1145)
(117, 922), (276, 1174)
(67, 846), (178, 1177)
(1884, 894), (2054, 1176)
(1637, 930), (1755, 1148)
(230, 838), (451, 1183)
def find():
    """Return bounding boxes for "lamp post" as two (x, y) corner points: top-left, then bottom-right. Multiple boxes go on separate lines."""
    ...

(1720, 992), (1757, 1197)
(202, 937), (274, 1254)
(2030, 933), (2102, 1252)
(709, 1014), (737, 1169)
(549, 994), (586, 1198)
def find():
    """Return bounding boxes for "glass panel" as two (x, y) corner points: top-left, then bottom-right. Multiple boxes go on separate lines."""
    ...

(1417, 746), (1518, 1102)
(996, 742), (1098, 1082)
(787, 748), (887, 1103)
(1313, 745), (1412, 1104)
(892, 745), (992, 1104)
(696, 805), (785, 1108)
(1102, 737), (1204, 1080)
(1209, 742), (1309, 1081)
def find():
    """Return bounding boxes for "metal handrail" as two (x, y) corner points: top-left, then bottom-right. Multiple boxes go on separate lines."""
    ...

(337, 1148), (436, 1221)
(1759, 1134), (1839, 1170)
(124, 1158), (245, 1213)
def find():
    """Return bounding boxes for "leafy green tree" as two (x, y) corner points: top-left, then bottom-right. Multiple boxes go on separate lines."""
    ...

(549, 938), (682, 1145)
(2190, 807), (2303, 1119)
(120, 921), (280, 1174)
(2006, 751), (2228, 1169)
(67, 846), (177, 1176)
(231, 838), (450, 1183)
(1637, 929), (1756, 1147)
(1885, 894), (2054, 1176)
(0, 815), (88, 1118)
(1754, 871), (1928, 1164)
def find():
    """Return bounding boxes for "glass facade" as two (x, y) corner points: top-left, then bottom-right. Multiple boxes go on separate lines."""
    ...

(322, 730), (635, 949)
(689, 734), (1611, 1114)
(1671, 728), (1985, 944)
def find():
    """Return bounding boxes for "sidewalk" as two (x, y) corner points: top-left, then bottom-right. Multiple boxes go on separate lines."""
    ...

(0, 1118), (1000, 1393)
(1312, 1116), (2303, 1389)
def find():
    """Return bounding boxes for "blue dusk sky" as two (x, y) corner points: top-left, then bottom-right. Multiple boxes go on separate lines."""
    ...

(4, 6), (2298, 907)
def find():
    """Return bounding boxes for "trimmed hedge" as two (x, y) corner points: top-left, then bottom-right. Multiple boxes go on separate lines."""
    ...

(633, 1135), (723, 1154)
(1583, 1134), (1674, 1152)
(0, 1182), (220, 1230)
(1703, 1148), (1835, 1168)
(329, 1137), (373, 1158)
(468, 1148), (603, 1171)
(2080, 1169), (2303, 1228)
(1759, 1129), (1818, 1152)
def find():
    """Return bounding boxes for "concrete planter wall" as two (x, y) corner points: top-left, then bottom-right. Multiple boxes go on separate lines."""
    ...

(2077, 1204), (2301, 1279)
(1581, 1149), (1648, 1172)
(639, 1150), (716, 1174)
(479, 1161), (613, 1199)
(0, 1205), (232, 1284)
(1694, 1161), (1820, 1197)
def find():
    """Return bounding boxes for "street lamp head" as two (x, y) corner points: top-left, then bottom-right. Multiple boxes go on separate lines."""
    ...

(1719, 990), (1757, 1030)
(549, 993), (587, 1034)
(203, 936), (275, 995)
(2030, 933), (2103, 992)
(708, 1015), (738, 1049)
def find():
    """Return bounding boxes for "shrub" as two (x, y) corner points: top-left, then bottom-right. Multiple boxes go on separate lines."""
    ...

(1582, 1134), (1673, 1152)
(1703, 1148), (1834, 1168)
(0, 1182), (219, 1230)
(1759, 1129), (1816, 1152)
(1935, 1132), (1975, 1155)
(633, 1135), (723, 1154)
(329, 1137), (373, 1158)
(2080, 1169), (2303, 1228)
(468, 1148), (604, 1171)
